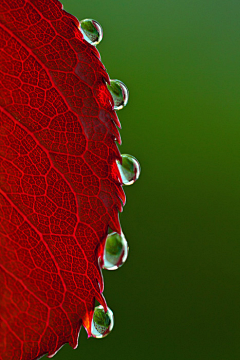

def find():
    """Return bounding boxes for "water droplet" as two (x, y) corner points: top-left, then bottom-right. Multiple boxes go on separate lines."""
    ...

(103, 232), (129, 270)
(91, 305), (114, 338)
(79, 19), (103, 45)
(117, 154), (141, 185)
(107, 80), (129, 110)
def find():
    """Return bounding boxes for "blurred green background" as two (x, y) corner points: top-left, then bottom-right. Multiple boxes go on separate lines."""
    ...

(47, 1), (240, 359)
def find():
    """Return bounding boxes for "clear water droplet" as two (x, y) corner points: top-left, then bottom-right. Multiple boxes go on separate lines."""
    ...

(107, 80), (129, 110)
(103, 232), (129, 270)
(79, 19), (103, 46)
(91, 305), (114, 338)
(117, 154), (141, 185)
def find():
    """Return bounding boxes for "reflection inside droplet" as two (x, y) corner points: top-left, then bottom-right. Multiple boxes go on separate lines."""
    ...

(79, 19), (103, 45)
(107, 79), (129, 110)
(103, 232), (129, 270)
(117, 154), (141, 185)
(91, 305), (114, 338)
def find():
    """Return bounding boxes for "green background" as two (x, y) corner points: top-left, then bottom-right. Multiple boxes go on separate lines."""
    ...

(47, 1), (240, 359)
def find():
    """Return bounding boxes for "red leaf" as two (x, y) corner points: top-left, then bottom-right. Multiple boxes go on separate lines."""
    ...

(0, 0), (126, 359)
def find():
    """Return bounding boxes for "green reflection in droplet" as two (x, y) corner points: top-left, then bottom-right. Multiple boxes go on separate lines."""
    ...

(107, 79), (129, 110)
(79, 19), (103, 45)
(103, 232), (129, 270)
(117, 154), (141, 185)
(92, 305), (114, 338)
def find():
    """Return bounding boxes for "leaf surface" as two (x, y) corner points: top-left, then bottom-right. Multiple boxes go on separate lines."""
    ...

(0, 0), (125, 359)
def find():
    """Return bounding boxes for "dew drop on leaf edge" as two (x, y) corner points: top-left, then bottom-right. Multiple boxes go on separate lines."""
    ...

(79, 19), (103, 45)
(117, 154), (141, 185)
(103, 232), (129, 270)
(107, 79), (129, 110)
(91, 305), (114, 338)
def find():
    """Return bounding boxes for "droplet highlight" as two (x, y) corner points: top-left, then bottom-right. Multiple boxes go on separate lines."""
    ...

(79, 19), (103, 45)
(103, 232), (129, 270)
(117, 154), (141, 185)
(91, 305), (114, 338)
(107, 80), (129, 110)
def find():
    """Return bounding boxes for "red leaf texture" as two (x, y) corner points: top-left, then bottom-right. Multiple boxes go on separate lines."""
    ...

(0, 0), (126, 359)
